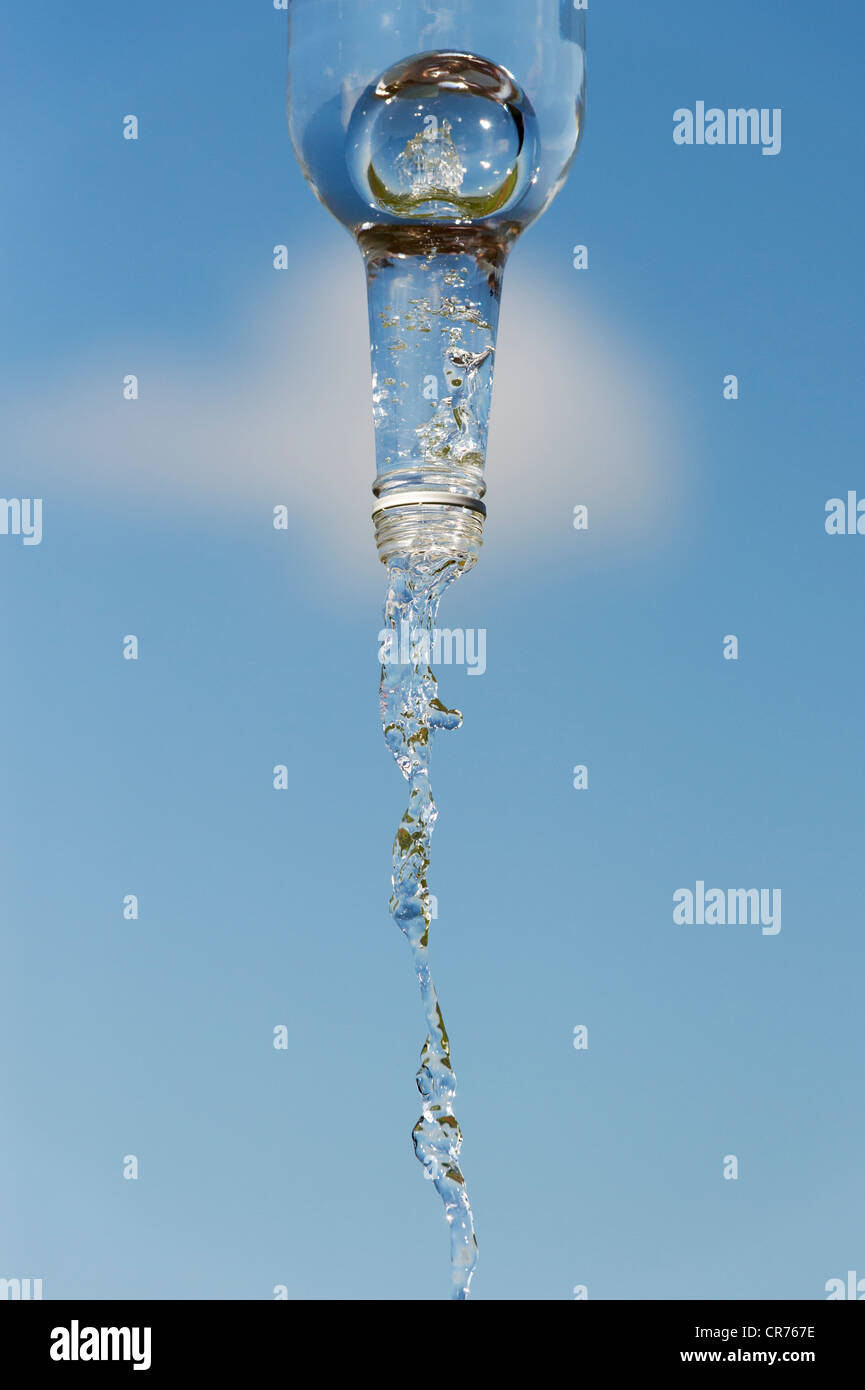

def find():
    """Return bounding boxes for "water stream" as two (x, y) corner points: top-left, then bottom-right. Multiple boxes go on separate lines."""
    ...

(289, 12), (585, 1301)
(379, 553), (479, 1300)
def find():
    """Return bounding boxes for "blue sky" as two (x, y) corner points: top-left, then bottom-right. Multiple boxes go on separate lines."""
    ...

(2, 0), (863, 1300)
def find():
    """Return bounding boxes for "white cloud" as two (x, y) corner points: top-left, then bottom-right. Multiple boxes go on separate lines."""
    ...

(6, 256), (686, 586)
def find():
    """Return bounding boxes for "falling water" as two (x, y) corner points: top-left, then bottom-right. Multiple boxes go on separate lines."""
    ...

(379, 552), (479, 1300)
(359, 50), (542, 1301)
(288, 15), (586, 1298)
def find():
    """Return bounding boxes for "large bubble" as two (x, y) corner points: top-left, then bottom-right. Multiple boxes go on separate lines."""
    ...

(347, 51), (539, 221)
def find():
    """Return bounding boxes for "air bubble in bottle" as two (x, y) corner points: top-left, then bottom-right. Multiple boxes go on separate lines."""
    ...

(347, 51), (539, 221)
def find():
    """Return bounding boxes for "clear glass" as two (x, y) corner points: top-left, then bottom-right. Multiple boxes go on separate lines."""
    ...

(286, 0), (586, 562)
(286, 1), (586, 1302)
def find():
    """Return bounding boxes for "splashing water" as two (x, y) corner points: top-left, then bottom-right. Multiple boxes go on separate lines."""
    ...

(289, 14), (586, 1297)
(379, 552), (479, 1299)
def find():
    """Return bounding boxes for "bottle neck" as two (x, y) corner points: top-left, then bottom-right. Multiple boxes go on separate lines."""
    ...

(359, 226), (510, 561)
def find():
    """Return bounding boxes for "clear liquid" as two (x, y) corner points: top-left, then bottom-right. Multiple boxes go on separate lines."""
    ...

(365, 243), (502, 514)
(379, 553), (479, 1299)
(364, 54), (509, 1299)
(287, 21), (584, 1297)
(289, 33), (585, 242)
(348, 52), (539, 222)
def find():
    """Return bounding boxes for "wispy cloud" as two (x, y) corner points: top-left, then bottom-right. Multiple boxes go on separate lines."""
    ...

(5, 256), (686, 581)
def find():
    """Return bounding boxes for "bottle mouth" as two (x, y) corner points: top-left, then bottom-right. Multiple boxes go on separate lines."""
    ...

(372, 489), (486, 518)
(372, 499), (485, 566)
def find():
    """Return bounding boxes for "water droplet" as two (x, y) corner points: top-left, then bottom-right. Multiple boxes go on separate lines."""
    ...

(347, 51), (538, 221)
